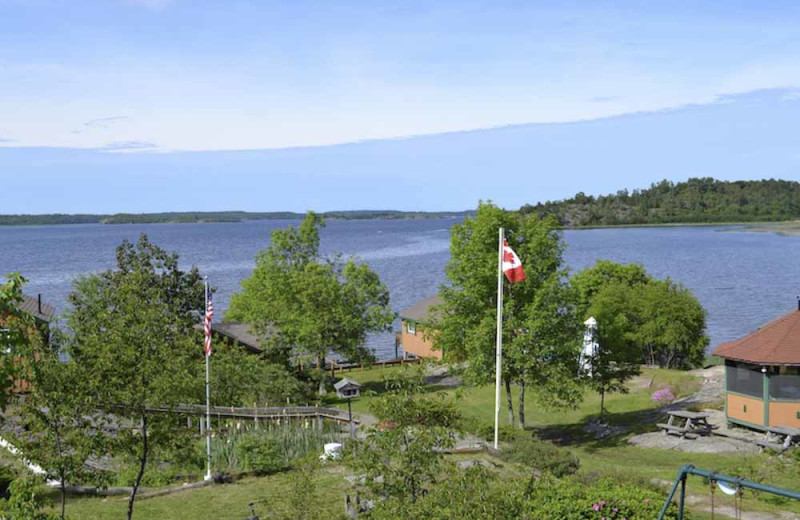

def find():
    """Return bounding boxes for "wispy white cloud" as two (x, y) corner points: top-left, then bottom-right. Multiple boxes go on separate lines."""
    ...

(84, 116), (129, 129)
(101, 140), (158, 153)
(72, 116), (130, 135)
(0, 138), (15, 143)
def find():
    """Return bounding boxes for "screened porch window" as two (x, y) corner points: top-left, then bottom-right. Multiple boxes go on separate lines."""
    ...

(726, 362), (763, 398)
(770, 366), (800, 400)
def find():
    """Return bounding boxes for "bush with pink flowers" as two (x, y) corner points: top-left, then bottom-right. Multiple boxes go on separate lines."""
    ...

(652, 387), (676, 404)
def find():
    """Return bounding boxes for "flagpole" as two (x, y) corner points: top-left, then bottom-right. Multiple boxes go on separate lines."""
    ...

(204, 277), (212, 481)
(493, 227), (504, 451)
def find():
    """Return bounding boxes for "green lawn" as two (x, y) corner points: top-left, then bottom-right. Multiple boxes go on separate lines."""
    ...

(46, 365), (800, 519)
(327, 364), (702, 431)
(55, 467), (350, 520)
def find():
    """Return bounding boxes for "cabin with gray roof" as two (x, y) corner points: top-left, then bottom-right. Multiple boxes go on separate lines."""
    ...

(398, 294), (442, 360)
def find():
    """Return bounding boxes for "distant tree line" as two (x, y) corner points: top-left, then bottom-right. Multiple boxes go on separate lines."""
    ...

(520, 177), (800, 226)
(0, 210), (475, 226)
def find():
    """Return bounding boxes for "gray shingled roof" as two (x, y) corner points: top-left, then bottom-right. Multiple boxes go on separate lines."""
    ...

(17, 294), (55, 323)
(398, 294), (442, 323)
(195, 322), (272, 353)
(334, 378), (361, 391)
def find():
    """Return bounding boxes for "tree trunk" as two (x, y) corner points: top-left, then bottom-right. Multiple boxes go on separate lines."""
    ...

(127, 413), (149, 520)
(60, 471), (66, 520)
(317, 353), (327, 396)
(504, 378), (515, 429)
(518, 380), (526, 430)
(599, 387), (605, 421)
(53, 427), (66, 520)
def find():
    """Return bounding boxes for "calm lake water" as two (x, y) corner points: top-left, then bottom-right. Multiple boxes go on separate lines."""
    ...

(1, 219), (798, 360)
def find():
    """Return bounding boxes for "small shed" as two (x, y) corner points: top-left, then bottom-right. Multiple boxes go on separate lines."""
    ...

(398, 295), (443, 360)
(712, 302), (800, 430)
(334, 378), (361, 399)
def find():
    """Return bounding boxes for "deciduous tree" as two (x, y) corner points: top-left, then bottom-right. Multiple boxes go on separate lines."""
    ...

(0, 273), (35, 411)
(16, 332), (93, 520)
(66, 235), (204, 520)
(432, 202), (582, 429)
(346, 367), (461, 501)
(228, 213), (394, 395)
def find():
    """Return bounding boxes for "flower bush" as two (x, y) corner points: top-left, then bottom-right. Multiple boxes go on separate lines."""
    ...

(652, 387), (676, 404)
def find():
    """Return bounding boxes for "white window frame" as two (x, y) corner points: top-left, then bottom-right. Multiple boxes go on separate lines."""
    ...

(406, 322), (416, 335)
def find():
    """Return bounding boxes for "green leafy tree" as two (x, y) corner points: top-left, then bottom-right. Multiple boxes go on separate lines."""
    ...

(66, 235), (204, 520)
(584, 283), (642, 419)
(0, 476), (60, 520)
(433, 202), (582, 429)
(209, 342), (309, 407)
(0, 273), (35, 411)
(633, 280), (709, 369)
(347, 367), (461, 501)
(572, 260), (708, 369)
(571, 259), (653, 314)
(228, 212), (394, 395)
(15, 332), (93, 520)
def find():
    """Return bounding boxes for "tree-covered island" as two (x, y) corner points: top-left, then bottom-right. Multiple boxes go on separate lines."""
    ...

(521, 177), (800, 227)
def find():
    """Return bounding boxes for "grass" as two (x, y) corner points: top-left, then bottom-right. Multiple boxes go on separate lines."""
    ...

(38, 364), (800, 519)
(54, 466), (350, 520)
(327, 364), (701, 432)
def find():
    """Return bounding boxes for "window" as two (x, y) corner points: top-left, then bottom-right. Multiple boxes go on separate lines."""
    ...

(771, 373), (800, 400)
(406, 322), (416, 335)
(726, 362), (764, 398)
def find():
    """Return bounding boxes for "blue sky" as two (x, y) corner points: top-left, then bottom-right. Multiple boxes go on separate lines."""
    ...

(2, 1), (800, 212)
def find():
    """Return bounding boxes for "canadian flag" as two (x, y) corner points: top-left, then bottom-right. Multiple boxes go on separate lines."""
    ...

(502, 239), (526, 283)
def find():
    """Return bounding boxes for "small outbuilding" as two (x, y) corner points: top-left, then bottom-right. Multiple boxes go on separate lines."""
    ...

(712, 302), (800, 430)
(398, 295), (443, 360)
(334, 378), (362, 399)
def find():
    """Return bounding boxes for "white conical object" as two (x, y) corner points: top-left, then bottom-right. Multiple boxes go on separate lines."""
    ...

(718, 481), (738, 496)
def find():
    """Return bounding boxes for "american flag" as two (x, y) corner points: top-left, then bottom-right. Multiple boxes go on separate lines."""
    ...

(204, 292), (214, 357)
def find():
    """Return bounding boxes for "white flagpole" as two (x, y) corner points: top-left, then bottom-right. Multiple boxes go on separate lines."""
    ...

(204, 277), (212, 481)
(493, 227), (504, 451)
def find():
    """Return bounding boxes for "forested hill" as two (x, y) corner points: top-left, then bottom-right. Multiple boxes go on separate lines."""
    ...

(520, 178), (800, 227)
(0, 210), (474, 226)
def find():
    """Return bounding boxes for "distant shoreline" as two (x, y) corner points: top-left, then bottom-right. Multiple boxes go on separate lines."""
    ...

(0, 210), (476, 226)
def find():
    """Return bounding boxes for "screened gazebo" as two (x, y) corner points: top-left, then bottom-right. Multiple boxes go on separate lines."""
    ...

(713, 305), (800, 430)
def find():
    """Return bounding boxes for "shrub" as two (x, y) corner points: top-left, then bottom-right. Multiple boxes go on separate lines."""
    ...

(0, 465), (15, 499)
(652, 387), (675, 403)
(235, 436), (284, 475)
(474, 423), (516, 443)
(115, 462), (182, 487)
(522, 475), (684, 519)
(497, 434), (580, 477)
(367, 468), (684, 520)
(0, 476), (59, 520)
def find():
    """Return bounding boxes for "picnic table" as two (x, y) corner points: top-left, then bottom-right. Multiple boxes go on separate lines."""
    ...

(757, 425), (800, 453)
(657, 411), (717, 439)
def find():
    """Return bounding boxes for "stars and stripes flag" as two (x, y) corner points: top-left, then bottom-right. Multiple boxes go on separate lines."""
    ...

(502, 239), (526, 283)
(204, 292), (214, 357)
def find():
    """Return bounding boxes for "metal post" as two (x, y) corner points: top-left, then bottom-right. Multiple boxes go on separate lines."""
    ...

(678, 473), (686, 519)
(204, 278), (212, 481)
(657, 465), (800, 520)
(493, 227), (504, 451)
(347, 398), (354, 439)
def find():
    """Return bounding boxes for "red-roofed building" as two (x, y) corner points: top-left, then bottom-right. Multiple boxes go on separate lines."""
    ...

(712, 303), (800, 430)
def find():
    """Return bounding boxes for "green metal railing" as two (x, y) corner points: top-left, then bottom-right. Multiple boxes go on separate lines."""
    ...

(656, 464), (800, 520)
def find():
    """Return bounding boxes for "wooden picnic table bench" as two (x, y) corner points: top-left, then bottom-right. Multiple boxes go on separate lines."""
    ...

(657, 410), (717, 439)
(757, 425), (800, 453)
